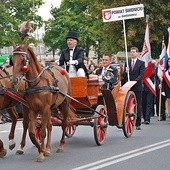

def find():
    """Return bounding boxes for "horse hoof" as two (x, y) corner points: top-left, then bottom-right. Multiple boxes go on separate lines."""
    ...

(37, 155), (44, 162)
(56, 148), (64, 153)
(16, 149), (24, 155)
(0, 149), (7, 158)
(9, 140), (16, 150)
(44, 150), (51, 157)
(9, 143), (16, 150)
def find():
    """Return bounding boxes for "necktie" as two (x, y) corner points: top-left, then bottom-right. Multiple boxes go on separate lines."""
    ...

(131, 60), (135, 70)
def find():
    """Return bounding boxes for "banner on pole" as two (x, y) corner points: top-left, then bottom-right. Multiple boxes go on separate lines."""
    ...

(102, 4), (144, 22)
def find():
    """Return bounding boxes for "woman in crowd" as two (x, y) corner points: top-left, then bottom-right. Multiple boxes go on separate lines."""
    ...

(162, 58), (170, 122)
(89, 63), (96, 74)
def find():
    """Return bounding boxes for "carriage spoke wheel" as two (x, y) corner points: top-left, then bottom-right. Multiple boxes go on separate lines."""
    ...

(94, 105), (108, 146)
(122, 91), (137, 138)
(56, 111), (77, 138)
(65, 125), (76, 138)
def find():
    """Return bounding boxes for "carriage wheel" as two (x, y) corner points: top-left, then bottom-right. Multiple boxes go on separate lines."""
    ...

(94, 105), (108, 146)
(65, 125), (76, 138)
(122, 91), (137, 138)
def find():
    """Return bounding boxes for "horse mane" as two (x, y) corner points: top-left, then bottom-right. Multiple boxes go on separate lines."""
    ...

(27, 46), (42, 73)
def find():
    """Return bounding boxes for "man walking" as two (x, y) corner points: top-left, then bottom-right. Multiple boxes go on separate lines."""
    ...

(122, 47), (145, 130)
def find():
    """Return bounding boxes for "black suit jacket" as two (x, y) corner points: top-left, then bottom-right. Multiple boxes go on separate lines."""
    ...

(95, 67), (103, 75)
(122, 59), (145, 91)
(59, 46), (86, 72)
(96, 65), (117, 77)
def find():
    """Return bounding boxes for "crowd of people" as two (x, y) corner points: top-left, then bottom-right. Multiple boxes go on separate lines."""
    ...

(59, 30), (170, 130)
(0, 30), (170, 133)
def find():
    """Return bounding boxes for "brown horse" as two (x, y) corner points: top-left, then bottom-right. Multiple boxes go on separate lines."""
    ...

(11, 43), (74, 162)
(0, 66), (30, 154)
(0, 139), (7, 158)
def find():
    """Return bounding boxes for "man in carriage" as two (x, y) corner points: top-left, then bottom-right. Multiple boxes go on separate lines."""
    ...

(59, 30), (87, 77)
(96, 54), (118, 90)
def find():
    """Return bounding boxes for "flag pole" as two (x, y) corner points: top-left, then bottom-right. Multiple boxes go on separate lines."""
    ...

(167, 27), (170, 57)
(146, 15), (149, 28)
(123, 19), (130, 81)
(158, 81), (162, 121)
(157, 37), (165, 120)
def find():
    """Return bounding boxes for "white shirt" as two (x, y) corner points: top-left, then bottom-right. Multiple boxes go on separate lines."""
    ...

(101, 66), (110, 75)
(69, 47), (75, 60)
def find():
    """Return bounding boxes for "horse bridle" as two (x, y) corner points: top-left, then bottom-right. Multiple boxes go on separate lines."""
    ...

(13, 50), (30, 67)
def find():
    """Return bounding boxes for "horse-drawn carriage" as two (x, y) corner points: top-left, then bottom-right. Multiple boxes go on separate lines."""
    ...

(0, 43), (137, 162)
(37, 76), (137, 146)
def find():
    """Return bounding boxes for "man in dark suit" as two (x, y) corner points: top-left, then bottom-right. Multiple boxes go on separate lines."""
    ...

(142, 73), (155, 124)
(96, 54), (118, 90)
(59, 30), (86, 77)
(122, 47), (145, 130)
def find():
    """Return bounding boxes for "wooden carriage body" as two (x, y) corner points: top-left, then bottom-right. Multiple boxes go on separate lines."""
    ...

(70, 77), (136, 127)
(70, 77), (104, 108)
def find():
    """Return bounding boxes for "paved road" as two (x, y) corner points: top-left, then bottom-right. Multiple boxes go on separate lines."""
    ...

(0, 116), (170, 170)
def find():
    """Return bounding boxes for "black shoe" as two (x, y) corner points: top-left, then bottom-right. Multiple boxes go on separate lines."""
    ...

(136, 126), (141, 130)
(4, 117), (12, 122)
(145, 121), (150, 125)
(159, 117), (166, 121)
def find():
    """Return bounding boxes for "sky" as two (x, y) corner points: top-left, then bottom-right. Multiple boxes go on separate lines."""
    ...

(37, 0), (62, 20)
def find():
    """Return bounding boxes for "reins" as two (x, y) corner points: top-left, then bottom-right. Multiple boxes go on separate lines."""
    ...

(0, 66), (12, 80)
(59, 91), (106, 117)
(0, 75), (12, 80)
(23, 66), (49, 83)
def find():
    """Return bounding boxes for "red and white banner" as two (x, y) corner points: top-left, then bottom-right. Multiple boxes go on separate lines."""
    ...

(141, 20), (156, 96)
(163, 70), (170, 87)
(157, 40), (167, 79)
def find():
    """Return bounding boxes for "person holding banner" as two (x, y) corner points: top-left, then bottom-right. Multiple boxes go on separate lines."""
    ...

(155, 65), (166, 121)
(122, 47), (145, 130)
(162, 58), (170, 120)
(142, 60), (155, 124)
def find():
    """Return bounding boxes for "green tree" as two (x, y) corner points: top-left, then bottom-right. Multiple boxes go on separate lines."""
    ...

(43, 0), (169, 59)
(0, 0), (43, 47)
(43, 0), (97, 57)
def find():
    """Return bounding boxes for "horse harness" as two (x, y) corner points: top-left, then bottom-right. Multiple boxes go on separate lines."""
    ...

(12, 49), (60, 94)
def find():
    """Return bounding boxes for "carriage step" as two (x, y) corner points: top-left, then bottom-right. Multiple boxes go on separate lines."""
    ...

(101, 89), (119, 126)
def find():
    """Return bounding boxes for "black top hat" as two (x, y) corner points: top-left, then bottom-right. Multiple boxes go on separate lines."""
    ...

(66, 30), (78, 41)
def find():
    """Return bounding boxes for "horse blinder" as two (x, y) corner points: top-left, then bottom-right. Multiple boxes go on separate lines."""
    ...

(13, 51), (29, 72)
(21, 56), (29, 72)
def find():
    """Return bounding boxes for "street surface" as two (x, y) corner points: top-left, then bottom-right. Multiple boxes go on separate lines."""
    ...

(0, 116), (170, 170)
